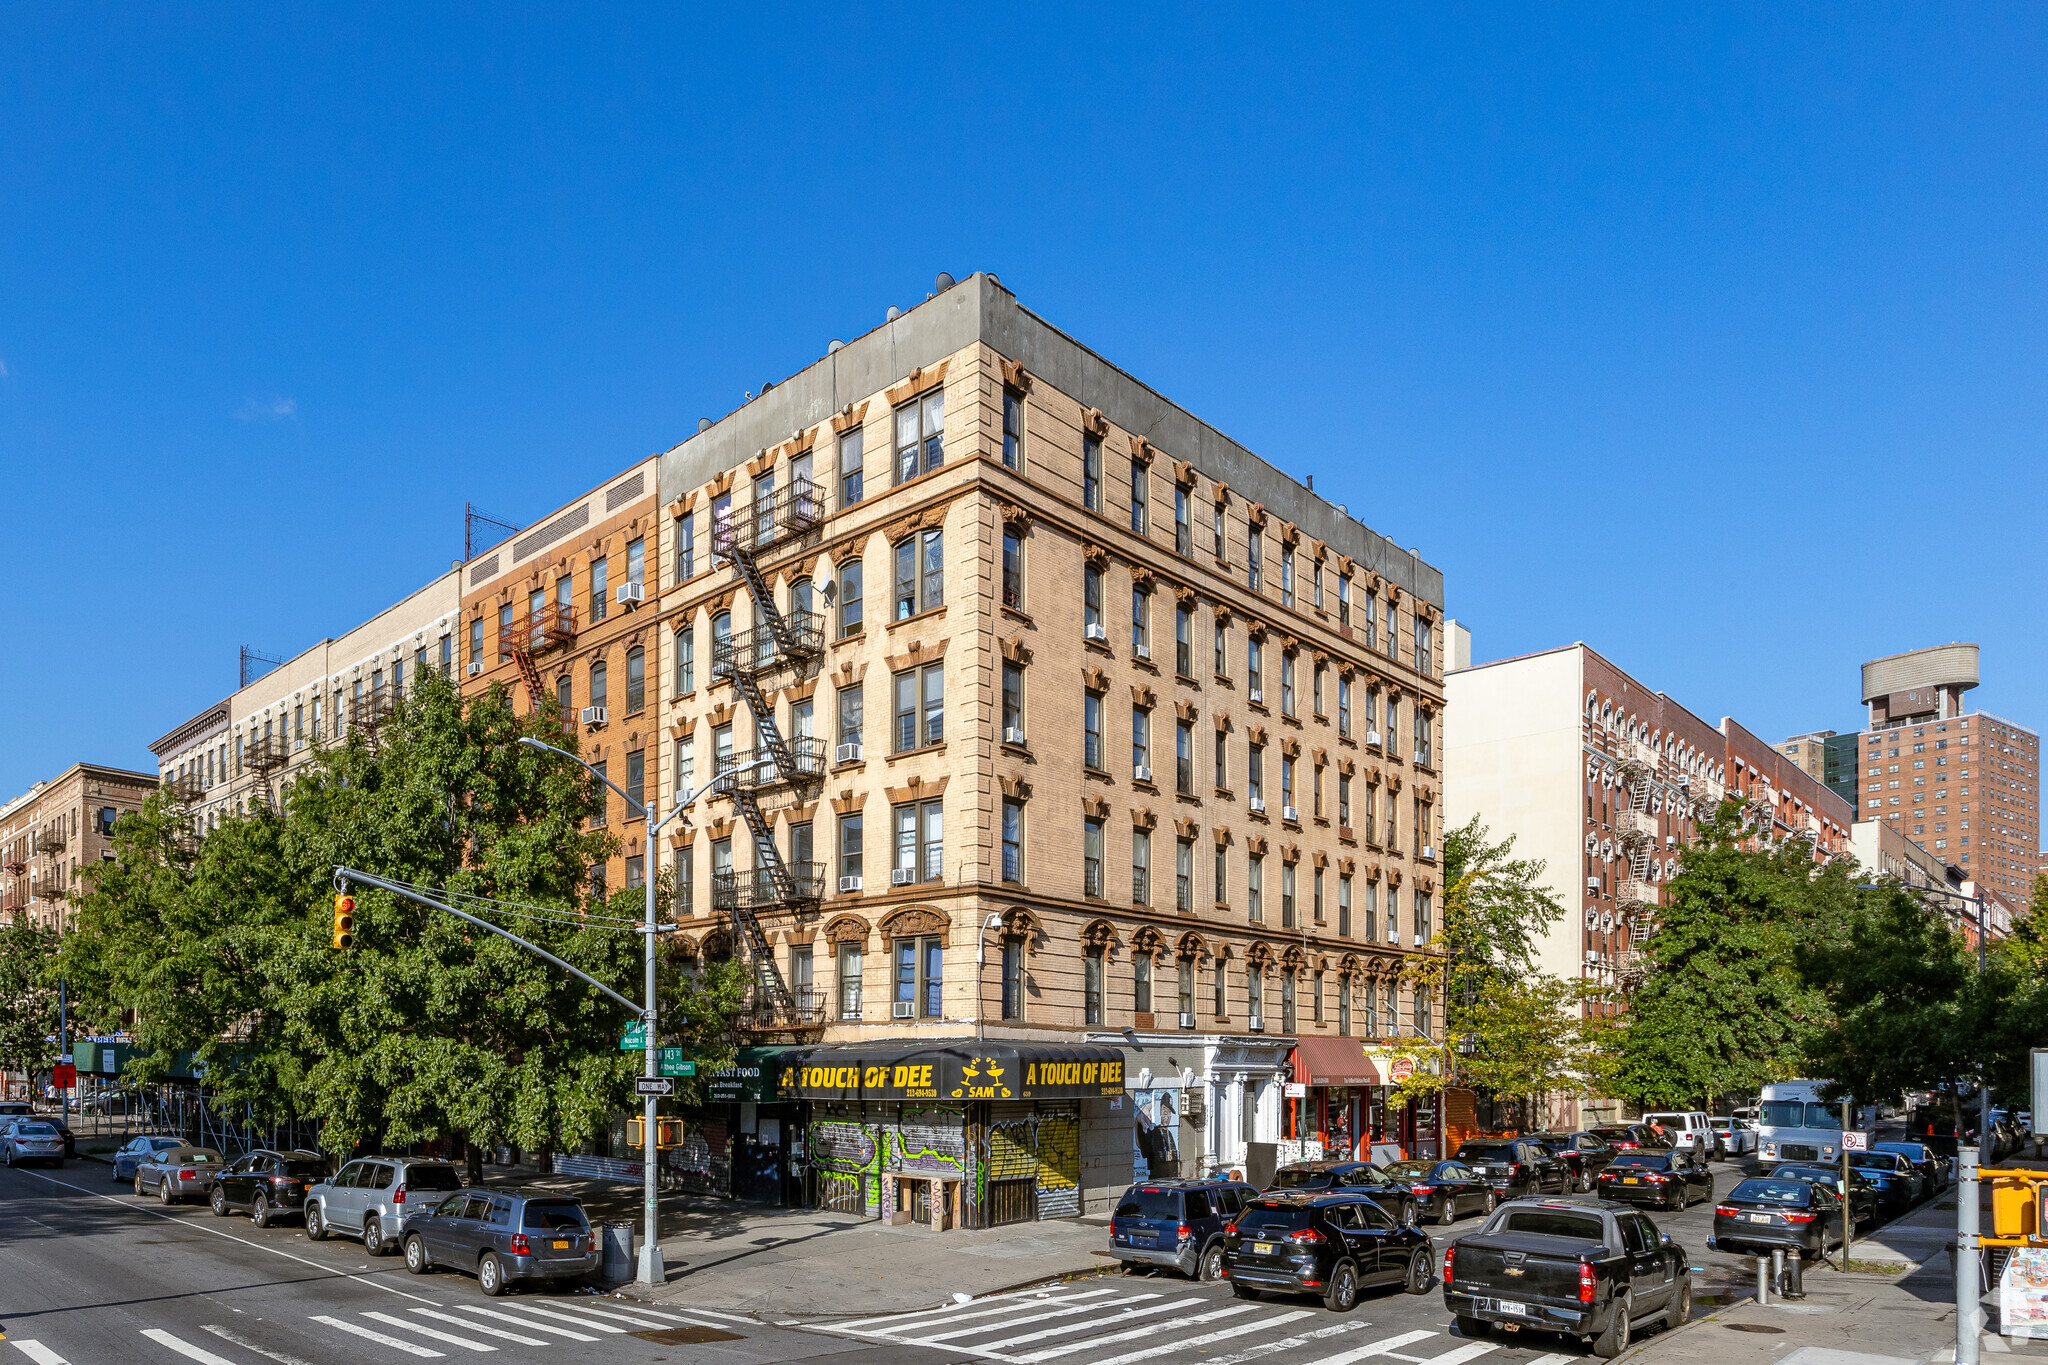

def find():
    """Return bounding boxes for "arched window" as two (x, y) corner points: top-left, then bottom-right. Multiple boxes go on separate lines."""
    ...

(625, 646), (645, 713)
(590, 658), (608, 710)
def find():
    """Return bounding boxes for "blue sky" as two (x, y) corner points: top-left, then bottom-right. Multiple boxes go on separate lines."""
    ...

(4, 6), (2045, 796)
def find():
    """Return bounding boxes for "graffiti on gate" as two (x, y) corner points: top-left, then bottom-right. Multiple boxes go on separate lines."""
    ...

(982, 1107), (1080, 1219)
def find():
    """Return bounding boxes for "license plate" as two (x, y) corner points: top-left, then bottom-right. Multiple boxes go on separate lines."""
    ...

(1252, 1241), (1275, 1254)
(552, 1239), (571, 1250)
(1749, 1214), (1772, 1224)
(1480, 1298), (1531, 1316)
(1133, 1235), (1155, 1245)
(1623, 1177), (1640, 1184)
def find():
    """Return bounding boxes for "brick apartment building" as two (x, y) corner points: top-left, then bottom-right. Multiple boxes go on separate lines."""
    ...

(0, 763), (160, 929)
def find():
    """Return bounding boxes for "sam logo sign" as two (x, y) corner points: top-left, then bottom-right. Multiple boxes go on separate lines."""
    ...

(951, 1056), (1012, 1100)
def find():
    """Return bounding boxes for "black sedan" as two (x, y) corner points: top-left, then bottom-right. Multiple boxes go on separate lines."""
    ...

(1849, 1151), (1927, 1208)
(1266, 1162), (1417, 1223)
(1594, 1151), (1714, 1210)
(209, 1148), (329, 1227)
(1453, 1139), (1569, 1198)
(1770, 1163), (1881, 1230)
(1380, 1160), (1495, 1224)
(1712, 1176), (1845, 1259)
(1524, 1131), (1617, 1192)
(1221, 1192), (1436, 1311)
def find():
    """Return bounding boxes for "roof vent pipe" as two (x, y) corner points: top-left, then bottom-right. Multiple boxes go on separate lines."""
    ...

(935, 272), (955, 291)
(886, 305), (901, 321)
(828, 339), (844, 352)
(697, 418), (712, 433)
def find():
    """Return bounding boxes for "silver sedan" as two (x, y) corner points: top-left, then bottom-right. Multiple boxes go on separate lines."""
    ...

(133, 1146), (226, 1204)
(1, 1119), (67, 1168)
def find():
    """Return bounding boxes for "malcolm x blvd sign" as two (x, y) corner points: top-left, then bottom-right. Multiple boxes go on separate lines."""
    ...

(776, 1042), (1128, 1101)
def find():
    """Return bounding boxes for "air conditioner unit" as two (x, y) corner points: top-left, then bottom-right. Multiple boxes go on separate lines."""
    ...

(1665, 835), (1678, 847)
(1586, 949), (1600, 964)
(1250, 797), (1267, 814)
(1414, 934), (1427, 947)
(838, 875), (863, 893)
(1586, 876), (1602, 892)
(466, 662), (482, 676)
(836, 743), (863, 763)
(1366, 730), (1382, 747)
(1249, 688), (1264, 703)
(581, 706), (607, 727)
(1178, 1012), (1196, 1029)
(892, 1001), (914, 1019)
(1004, 727), (1026, 745)
(616, 581), (646, 608)
(1282, 805), (1300, 822)
(1134, 765), (1153, 783)
(891, 868), (916, 886)
(1421, 844), (1435, 860)
(1135, 643), (1152, 660)
(1085, 623), (1108, 642)
(1247, 1015), (1265, 1033)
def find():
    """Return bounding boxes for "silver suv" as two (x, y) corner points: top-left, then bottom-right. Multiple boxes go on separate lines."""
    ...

(303, 1156), (465, 1254)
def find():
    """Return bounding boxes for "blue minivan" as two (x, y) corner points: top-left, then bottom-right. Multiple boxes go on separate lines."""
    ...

(1110, 1177), (1260, 1281)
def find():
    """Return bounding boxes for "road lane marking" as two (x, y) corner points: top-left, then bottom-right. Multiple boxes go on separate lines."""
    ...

(444, 1305), (596, 1342)
(486, 1301), (627, 1333)
(1013, 1303), (1258, 1360)
(10, 1169), (437, 1304)
(363, 1312), (496, 1353)
(1197, 1319), (1372, 1365)
(985, 1297), (1220, 1353)
(833, 1288), (1114, 1331)
(408, 1310), (546, 1346)
(11, 1343), (70, 1365)
(1396, 1345), (1494, 1365)
(140, 1330), (240, 1365)
(1088, 1310), (1315, 1365)
(200, 1325), (318, 1365)
(564, 1300), (713, 1327)
(526, 1300), (712, 1332)
(1519, 1356), (1574, 1365)
(906, 1294), (1165, 1344)
(1293, 1329), (1440, 1365)
(310, 1316), (445, 1357)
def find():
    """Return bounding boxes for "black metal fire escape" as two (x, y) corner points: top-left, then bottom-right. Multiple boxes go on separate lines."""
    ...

(709, 477), (828, 1027)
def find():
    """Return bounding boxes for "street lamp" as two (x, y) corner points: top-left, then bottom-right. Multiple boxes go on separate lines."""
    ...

(519, 734), (708, 1288)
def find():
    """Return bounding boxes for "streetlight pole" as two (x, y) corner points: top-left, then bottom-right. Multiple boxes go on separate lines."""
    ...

(519, 735), (704, 1289)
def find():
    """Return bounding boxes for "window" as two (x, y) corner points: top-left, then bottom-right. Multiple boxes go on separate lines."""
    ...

(1001, 661), (1023, 740)
(1313, 663), (1325, 717)
(590, 556), (609, 624)
(1337, 576), (1350, 626)
(1314, 867), (1325, 922)
(1247, 528), (1262, 590)
(1085, 692), (1104, 769)
(1249, 743), (1264, 805)
(1133, 828), (1151, 904)
(1338, 677), (1352, 737)
(676, 512), (695, 582)
(1281, 547), (1295, 607)
(1178, 956), (1196, 1020)
(1248, 636), (1264, 698)
(1313, 762), (1325, 818)
(1415, 889), (1432, 942)
(1175, 602), (1193, 676)
(1083, 564), (1103, 637)
(1249, 855), (1264, 921)
(893, 799), (944, 882)
(626, 537), (645, 591)
(1213, 842), (1227, 904)
(1130, 458), (1148, 533)
(1414, 985), (1432, 1038)
(1134, 954), (1153, 1014)
(1082, 434), (1102, 511)
(1001, 799), (1023, 883)
(892, 662), (944, 752)
(1213, 957), (1228, 1017)
(625, 646), (645, 713)
(1383, 597), (1397, 657)
(1383, 981), (1397, 1034)
(1084, 947), (1105, 1025)
(1384, 695), (1400, 757)
(1281, 756), (1296, 814)
(1248, 964), (1264, 1021)
(1214, 729), (1228, 789)
(1132, 706), (1151, 777)
(1416, 618), (1433, 675)
(838, 813), (863, 881)
(1282, 862), (1297, 927)
(1176, 836), (1193, 911)
(1213, 501), (1227, 558)
(1132, 587), (1151, 656)
(676, 626), (695, 693)
(1174, 485), (1191, 556)
(1001, 529), (1022, 609)
(675, 736), (695, 801)
(497, 604), (513, 664)
(1084, 817), (1105, 897)
(838, 558), (863, 637)
(837, 683), (863, 752)
(1281, 653), (1296, 716)
(1338, 976), (1352, 1034)
(1000, 939), (1023, 1019)
(311, 697), (323, 741)
(625, 854), (644, 890)
(1214, 619), (1228, 677)
(837, 943), (863, 1020)
(589, 658), (608, 711)
(1416, 709), (1433, 768)
(1002, 389), (1024, 470)
(894, 530), (943, 618)
(1338, 873), (1352, 937)
(894, 389), (944, 483)
(1362, 591), (1377, 650)
(591, 760), (609, 825)
(1175, 719), (1195, 794)
(1338, 774), (1351, 829)
(709, 491), (732, 568)
(1362, 980), (1377, 1036)
(1281, 970), (1297, 1033)
(896, 933), (943, 1017)
(1313, 563), (1324, 612)
(625, 749), (645, 815)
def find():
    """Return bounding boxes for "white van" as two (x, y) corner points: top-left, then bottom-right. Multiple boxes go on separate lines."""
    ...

(1642, 1111), (1714, 1156)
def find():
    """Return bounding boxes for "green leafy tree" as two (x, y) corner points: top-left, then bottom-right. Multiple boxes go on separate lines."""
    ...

(0, 912), (60, 1086)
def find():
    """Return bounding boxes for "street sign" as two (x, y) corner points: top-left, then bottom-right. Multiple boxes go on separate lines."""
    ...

(1843, 1130), (1868, 1151)
(633, 1077), (675, 1097)
(52, 1063), (75, 1088)
(619, 1023), (649, 1050)
(657, 1049), (696, 1077)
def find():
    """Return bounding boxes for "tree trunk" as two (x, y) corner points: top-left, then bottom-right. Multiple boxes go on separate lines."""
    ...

(466, 1136), (484, 1185)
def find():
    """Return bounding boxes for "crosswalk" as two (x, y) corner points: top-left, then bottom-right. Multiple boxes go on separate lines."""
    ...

(6, 1293), (746, 1365)
(815, 1283), (1584, 1365)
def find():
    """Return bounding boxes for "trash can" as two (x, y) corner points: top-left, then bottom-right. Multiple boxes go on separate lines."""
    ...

(601, 1222), (635, 1286)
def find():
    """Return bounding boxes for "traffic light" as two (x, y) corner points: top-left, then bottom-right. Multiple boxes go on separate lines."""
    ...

(333, 894), (354, 950)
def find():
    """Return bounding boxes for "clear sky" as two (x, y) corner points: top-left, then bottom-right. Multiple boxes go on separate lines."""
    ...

(4, 6), (2045, 798)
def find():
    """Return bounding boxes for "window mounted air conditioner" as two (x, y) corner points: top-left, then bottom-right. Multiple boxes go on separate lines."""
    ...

(1249, 688), (1264, 703)
(616, 581), (646, 608)
(891, 868), (916, 886)
(1178, 1012), (1196, 1029)
(1421, 844), (1435, 860)
(1666, 835), (1678, 847)
(1365, 730), (1382, 747)
(1085, 623), (1108, 642)
(1134, 765), (1153, 783)
(1247, 1015), (1265, 1033)
(1004, 727), (1026, 746)
(1414, 934), (1427, 947)
(1135, 643), (1152, 660)
(1586, 876), (1602, 892)
(892, 1001), (914, 1019)
(838, 875), (863, 893)
(466, 662), (482, 676)
(836, 743), (863, 763)
(581, 706), (608, 727)
(1250, 797), (1267, 814)
(1282, 805), (1300, 823)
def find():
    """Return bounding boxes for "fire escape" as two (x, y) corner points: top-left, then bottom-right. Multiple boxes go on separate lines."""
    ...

(709, 477), (827, 1030)
(243, 733), (290, 807)
(511, 604), (577, 721)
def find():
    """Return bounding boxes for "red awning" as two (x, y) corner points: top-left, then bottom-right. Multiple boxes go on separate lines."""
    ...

(1293, 1037), (1382, 1088)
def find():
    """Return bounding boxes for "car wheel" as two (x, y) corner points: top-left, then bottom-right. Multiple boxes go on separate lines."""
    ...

(1434, 1196), (1452, 1226)
(1484, 1189), (1499, 1213)
(251, 1193), (271, 1229)
(364, 1215), (385, 1256)
(210, 1186), (229, 1216)
(478, 1252), (506, 1297)
(1324, 1260), (1359, 1312)
(1199, 1243), (1226, 1282)
(134, 1175), (146, 1197)
(1666, 1277), (1692, 1329)
(1578, 1170), (1593, 1193)
(1592, 1292), (1632, 1359)
(1454, 1314), (1490, 1338)
(160, 1179), (176, 1206)
(1404, 1247), (1434, 1293)
(305, 1203), (326, 1241)
(405, 1234), (430, 1274)
(1230, 1280), (1262, 1300)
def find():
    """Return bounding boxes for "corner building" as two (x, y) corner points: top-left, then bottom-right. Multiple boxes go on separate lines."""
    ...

(651, 275), (1448, 1225)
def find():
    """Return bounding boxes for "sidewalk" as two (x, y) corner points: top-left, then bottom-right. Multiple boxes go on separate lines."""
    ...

(1634, 1151), (2048, 1365)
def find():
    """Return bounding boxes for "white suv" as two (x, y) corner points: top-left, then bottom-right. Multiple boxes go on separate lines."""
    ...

(1642, 1111), (1715, 1157)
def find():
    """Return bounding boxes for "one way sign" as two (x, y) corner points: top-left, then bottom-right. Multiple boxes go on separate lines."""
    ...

(634, 1077), (675, 1097)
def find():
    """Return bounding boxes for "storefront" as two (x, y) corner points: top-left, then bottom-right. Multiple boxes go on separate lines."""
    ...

(1282, 1037), (1383, 1164)
(1352, 1055), (1442, 1162)
(691, 1045), (800, 1204)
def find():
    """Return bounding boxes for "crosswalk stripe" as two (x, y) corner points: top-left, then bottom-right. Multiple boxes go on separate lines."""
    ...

(1087, 1308), (1315, 1365)
(409, 1309), (547, 1346)
(362, 1312), (496, 1353)
(904, 1293), (1165, 1344)
(11, 1343), (70, 1365)
(309, 1316), (445, 1357)
(200, 1325), (318, 1365)
(1520, 1355), (1573, 1365)
(1197, 1319), (1372, 1365)
(526, 1300), (697, 1332)
(444, 1305), (596, 1342)
(1012, 1303), (1258, 1361)
(1388, 1344), (1493, 1365)
(140, 1330), (239, 1365)
(561, 1300), (701, 1327)
(1294, 1328), (1439, 1365)
(833, 1288), (1113, 1332)
(483, 1302), (627, 1334)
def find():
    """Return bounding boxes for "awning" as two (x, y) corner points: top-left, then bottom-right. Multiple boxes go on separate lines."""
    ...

(705, 1045), (800, 1103)
(1293, 1037), (1383, 1088)
(776, 1040), (1128, 1102)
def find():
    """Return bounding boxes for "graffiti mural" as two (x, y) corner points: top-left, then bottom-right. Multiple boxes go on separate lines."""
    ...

(804, 1104), (974, 1218)
(984, 1107), (1080, 1221)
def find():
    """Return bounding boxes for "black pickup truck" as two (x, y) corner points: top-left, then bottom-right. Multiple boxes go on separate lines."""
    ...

(1441, 1197), (1691, 1359)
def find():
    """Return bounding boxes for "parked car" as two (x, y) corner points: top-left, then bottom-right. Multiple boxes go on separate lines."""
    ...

(1708, 1117), (1757, 1157)
(1710, 1176), (1848, 1259)
(1594, 1151), (1714, 1210)
(1523, 1132), (1617, 1191)
(1109, 1177), (1259, 1279)
(1220, 1191), (1436, 1310)
(1873, 1141), (1950, 1194)
(133, 1146), (226, 1203)
(304, 1156), (464, 1253)
(1453, 1139), (1569, 1199)
(209, 1149), (329, 1227)
(399, 1191), (600, 1295)
(1266, 1162), (1419, 1224)
(1768, 1163), (1881, 1231)
(110, 1134), (191, 1183)
(1846, 1151), (1926, 1212)
(1588, 1124), (1671, 1153)
(1, 1117), (67, 1168)
(1380, 1160), (1496, 1224)
(1442, 1196), (1691, 1358)
(1642, 1112), (1714, 1157)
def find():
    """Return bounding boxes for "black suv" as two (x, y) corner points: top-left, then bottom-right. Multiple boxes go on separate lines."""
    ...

(1266, 1162), (1418, 1224)
(1110, 1177), (1258, 1279)
(1454, 1139), (1568, 1198)
(1524, 1132), (1616, 1192)
(209, 1149), (329, 1227)
(1221, 1192), (1436, 1311)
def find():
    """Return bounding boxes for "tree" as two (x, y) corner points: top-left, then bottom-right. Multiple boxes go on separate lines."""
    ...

(0, 912), (59, 1087)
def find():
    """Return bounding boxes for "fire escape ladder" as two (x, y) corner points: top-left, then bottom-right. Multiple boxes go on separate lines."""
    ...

(511, 647), (549, 718)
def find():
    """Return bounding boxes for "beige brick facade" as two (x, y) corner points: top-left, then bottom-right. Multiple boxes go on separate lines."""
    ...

(0, 763), (159, 929)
